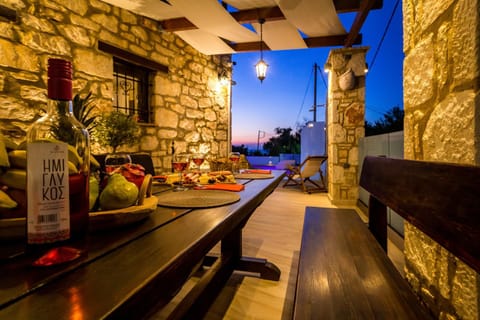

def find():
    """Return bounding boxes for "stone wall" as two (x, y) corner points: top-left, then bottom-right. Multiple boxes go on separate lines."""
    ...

(0, 0), (232, 173)
(326, 47), (368, 205)
(403, 0), (480, 318)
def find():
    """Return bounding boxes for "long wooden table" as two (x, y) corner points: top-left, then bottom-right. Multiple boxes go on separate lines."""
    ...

(0, 170), (284, 319)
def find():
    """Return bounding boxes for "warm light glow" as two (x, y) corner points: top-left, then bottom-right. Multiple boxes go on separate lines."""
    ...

(255, 59), (268, 83)
(324, 63), (331, 73)
(220, 76), (229, 86)
(218, 69), (229, 86)
(255, 18), (268, 83)
(68, 287), (85, 320)
(364, 63), (369, 73)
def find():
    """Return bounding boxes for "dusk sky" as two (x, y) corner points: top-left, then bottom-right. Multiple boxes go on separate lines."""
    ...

(230, 0), (403, 148)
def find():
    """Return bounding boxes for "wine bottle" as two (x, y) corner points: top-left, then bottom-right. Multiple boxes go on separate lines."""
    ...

(26, 58), (90, 253)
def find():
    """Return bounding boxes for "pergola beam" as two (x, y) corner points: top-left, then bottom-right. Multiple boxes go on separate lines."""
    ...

(333, 0), (382, 13)
(160, 2), (383, 32)
(344, 0), (379, 47)
(228, 34), (362, 52)
(159, 1), (381, 51)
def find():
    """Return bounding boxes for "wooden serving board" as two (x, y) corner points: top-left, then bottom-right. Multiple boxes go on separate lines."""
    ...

(89, 196), (158, 231)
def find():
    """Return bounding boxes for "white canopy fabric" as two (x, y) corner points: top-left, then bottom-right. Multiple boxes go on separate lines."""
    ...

(100, 0), (182, 20)
(223, 0), (277, 10)
(175, 29), (236, 55)
(101, 0), (359, 55)
(276, 0), (346, 37)
(169, 0), (259, 43)
(252, 20), (307, 51)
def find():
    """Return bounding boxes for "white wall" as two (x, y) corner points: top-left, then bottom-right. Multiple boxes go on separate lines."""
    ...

(358, 131), (404, 235)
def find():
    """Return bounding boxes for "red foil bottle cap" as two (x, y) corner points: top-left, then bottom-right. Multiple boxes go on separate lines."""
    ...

(47, 58), (73, 100)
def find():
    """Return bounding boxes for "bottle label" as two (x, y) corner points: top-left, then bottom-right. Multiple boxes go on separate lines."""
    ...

(27, 142), (70, 244)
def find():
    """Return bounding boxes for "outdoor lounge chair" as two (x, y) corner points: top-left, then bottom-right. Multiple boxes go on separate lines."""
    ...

(283, 155), (327, 193)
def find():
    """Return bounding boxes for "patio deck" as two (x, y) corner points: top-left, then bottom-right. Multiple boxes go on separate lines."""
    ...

(150, 179), (404, 319)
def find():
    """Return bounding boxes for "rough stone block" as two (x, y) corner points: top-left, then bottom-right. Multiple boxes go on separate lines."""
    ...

(423, 91), (476, 164)
(404, 34), (435, 108)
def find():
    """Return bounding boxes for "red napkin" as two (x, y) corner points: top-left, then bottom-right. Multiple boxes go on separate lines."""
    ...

(242, 169), (271, 174)
(195, 184), (245, 192)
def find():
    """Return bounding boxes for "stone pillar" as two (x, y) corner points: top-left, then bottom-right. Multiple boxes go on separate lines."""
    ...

(403, 0), (480, 318)
(325, 47), (368, 205)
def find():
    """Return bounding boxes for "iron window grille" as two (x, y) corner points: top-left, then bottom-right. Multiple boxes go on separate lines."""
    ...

(113, 58), (152, 123)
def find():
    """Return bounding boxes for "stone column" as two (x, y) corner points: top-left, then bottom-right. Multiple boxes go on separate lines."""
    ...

(403, 0), (480, 318)
(325, 47), (368, 205)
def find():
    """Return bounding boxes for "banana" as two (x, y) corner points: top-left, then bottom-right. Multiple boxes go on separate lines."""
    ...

(0, 169), (26, 190)
(8, 150), (27, 169)
(21, 139), (84, 168)
(68, 161), (79, 174)
(0, 139), (10, 168)
(2, 137), (18, 151)
(67, 144), (83, 167)
(0, 189), (17, 209)
(17, 140), (26, 150)
(90, 154), (100, 170)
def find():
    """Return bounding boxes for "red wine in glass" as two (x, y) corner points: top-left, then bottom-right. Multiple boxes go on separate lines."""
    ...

(192, 158), (204, 166)
(172, 161), (188, 172)
(229, 152), (241, 173)
(229, 152), (240, 163)
(172, 154), (189, 191)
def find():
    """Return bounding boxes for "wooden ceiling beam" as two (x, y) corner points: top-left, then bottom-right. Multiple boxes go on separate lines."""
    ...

(228, 34), (362, 52)
(228, 41), (270, 53)
(333, 0), (383, 14)
(160, 17), (196, 32)
(230, 6), (284, 24)
(344, 0), (378, 47)
(160, 2), (383, 32)
(305, 34), (362, 48)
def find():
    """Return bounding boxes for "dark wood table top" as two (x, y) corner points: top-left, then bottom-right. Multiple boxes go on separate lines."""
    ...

(0, 170), (284, 319)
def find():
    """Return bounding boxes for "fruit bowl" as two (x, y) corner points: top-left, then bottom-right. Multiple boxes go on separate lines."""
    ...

(0, 174), (157, 239)
(89, 174), (157, 231)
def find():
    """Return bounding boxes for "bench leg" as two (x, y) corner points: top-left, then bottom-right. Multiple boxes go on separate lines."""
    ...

(235, 257), (281, 281)
(368, 195), (388, 252)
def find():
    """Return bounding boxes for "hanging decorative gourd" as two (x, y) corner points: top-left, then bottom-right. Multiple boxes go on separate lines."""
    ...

(338, 68), (356, 91)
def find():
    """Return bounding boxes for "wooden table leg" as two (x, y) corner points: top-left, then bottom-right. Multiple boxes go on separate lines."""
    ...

(222, 227), (281, 281)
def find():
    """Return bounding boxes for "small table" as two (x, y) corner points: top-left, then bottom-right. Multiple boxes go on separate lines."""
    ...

(0, 170), (285, 319)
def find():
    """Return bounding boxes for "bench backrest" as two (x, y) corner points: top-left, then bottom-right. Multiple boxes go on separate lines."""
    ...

(359, 156), (480, 274)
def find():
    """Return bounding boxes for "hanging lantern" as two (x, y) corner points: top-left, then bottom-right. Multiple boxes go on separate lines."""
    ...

(255, 59), (268, 82)
(255, 19), (268, 83)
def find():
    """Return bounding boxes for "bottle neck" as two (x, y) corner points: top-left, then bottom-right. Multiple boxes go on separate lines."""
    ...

(47, 58), (72, 101)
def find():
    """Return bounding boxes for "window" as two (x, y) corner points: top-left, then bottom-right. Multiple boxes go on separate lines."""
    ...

(98, 41), (168, 124)
(113, 58), (151, 123)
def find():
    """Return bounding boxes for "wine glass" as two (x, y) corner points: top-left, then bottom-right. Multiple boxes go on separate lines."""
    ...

(191, 153), (205, 172)
(229, 152), (241, 173)
(172, 153), (190, 191)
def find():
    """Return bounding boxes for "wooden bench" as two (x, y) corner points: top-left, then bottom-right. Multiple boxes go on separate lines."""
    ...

(293, 156), (480, 319)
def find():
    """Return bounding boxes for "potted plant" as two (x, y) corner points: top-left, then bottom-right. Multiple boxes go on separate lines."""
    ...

(94, 111), (140, 171)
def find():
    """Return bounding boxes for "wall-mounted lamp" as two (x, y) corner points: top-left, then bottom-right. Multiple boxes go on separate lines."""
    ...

(364, 63), (369, 74)
(324, 62), (331, 73)
(218, 69), (229, 86)
(255, 19), (268, 83)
